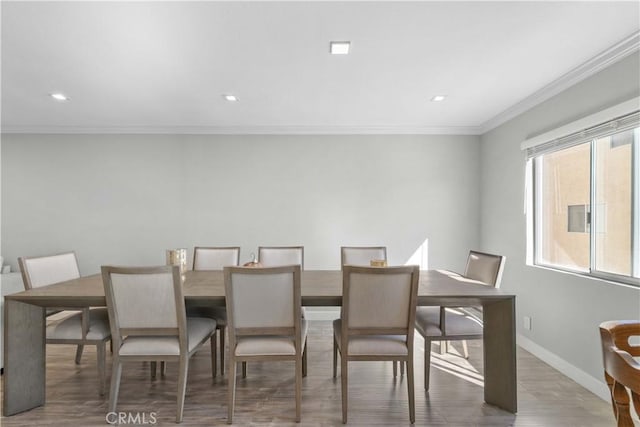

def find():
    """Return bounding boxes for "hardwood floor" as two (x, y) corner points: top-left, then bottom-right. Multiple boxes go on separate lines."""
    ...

(1, 321), (613, 426)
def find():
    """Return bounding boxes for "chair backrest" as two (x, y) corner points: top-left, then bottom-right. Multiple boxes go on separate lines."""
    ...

(225, 265), (302, 350)
(464, 250), (506, 288)
(599, 320), (640, 426)
(193, 246), (240, 271)
(101, 265), (186, 351)
(341, 265), (419, 343)
(19, 252), (81, 290)
(258, 246), (304, 269)
(340, 246), (387, 267)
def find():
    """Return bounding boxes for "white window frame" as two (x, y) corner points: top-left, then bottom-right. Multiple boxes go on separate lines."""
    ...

(523, 97), (640, 287)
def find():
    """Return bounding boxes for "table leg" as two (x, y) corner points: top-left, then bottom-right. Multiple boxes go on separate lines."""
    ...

(3, 300), (45, 416)
(482, 297), (517, 413)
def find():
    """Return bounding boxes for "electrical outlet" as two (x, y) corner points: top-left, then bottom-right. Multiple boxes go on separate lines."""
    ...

(523, 316), (532, 330)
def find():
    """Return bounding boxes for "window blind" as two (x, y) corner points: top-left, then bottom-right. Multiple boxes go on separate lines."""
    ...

(524, 110), (640, 159)
(520, 97), (640, 159)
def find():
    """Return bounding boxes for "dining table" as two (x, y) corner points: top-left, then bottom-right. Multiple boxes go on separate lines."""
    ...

(2, 269), (517, 416)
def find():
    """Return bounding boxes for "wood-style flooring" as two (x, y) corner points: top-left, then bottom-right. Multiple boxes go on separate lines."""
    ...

(0, 321), (613, 426)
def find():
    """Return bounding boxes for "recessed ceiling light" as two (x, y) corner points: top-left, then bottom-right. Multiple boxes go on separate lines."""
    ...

(330, 41), (350, 55)
(431, 95), (446, 102)
(50, 93), (69, 101)
(223, 94), (238, 102)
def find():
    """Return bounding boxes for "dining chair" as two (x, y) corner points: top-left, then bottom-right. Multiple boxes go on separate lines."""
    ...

(102, 265), (217, 423)
(19, 252), (111, 395)
(245, 246), (305, 377)
(340, 246), (387, 267)
(340, 246), (402, 376)
(333, 265), (419, 424)
(258, 246), (304, 268)
(414, 250), (506, 390)
(224, 265), (307, 424)
(188, 246), (240, 377)
(599, 320), (640, 427)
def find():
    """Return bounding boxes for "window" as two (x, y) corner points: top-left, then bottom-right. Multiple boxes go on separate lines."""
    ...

(526, 106), (640, 286)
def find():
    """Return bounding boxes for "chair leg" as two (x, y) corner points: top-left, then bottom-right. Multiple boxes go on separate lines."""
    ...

(407, 356), (415, 424)
(295, 354), (302, 422)
(75, 344), (84, 364)
(151, 361), (157, 379)
(211, 334), (217, 378)
(462, 340), (469, 359)
(439, 341), (447, 355)
(228, 359), (237, 424)
(151, 361), (166, 378)
(97, 342), (106, 396)
(332, 336), (338, 378)
(108, 358), (122, 414)
(400, 360), (405, 376)
(219, 327), (225, 376)
(242, 361), (247, 379)
(302, 341), (308, 378)
(176, 356), (189, 423)
(425, 339), (432, 391)
(341, 355), (348, 424)
(393, 360), (398, 378)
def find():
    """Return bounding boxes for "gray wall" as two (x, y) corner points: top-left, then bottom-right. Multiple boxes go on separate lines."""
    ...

(1, 134), (480, 274)
(480, 53), (640, 391)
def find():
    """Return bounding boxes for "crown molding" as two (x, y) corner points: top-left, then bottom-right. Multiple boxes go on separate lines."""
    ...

(0, 124), (483, 136)
(479, 30), (640, 134)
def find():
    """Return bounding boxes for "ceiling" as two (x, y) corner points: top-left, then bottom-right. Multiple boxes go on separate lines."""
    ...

(2, 1), (639, 135)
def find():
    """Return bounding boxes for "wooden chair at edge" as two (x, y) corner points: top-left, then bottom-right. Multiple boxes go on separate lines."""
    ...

(600, 320), (640, 427)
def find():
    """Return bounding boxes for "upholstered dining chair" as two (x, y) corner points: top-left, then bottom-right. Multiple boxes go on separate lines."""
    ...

(340, 246), (402, 376)
(188, 246), (240, 377)
(19, 252), (111, 395)
(224, 265), (307, 424)
(244, 246), (305, 377)
(333, 265), (419, 424)
(102, 265), (216, 423)
(258, 246), (304, 268)
(414, 250), (506, 390)
(599, 320), (640, 427)
(340, 246), (387, 267)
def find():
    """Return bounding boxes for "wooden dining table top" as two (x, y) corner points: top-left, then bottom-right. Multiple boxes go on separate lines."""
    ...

(5, 269), (514, 308)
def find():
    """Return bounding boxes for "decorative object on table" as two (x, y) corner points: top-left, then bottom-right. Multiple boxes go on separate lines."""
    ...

(242, 252), (263, 267)
(166, 248), (188, 274)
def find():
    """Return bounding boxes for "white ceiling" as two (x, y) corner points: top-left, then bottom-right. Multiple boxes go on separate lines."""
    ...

(2, 1), (639, 135)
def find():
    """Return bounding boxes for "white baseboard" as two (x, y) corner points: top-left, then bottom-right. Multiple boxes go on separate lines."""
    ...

(517, 333), (609, 402)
